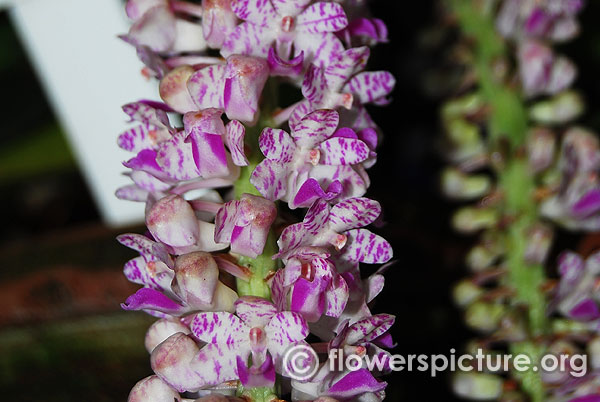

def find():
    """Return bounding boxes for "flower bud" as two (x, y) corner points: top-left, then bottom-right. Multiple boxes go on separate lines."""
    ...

(524, 223), (554, 264)
(145, 319), (192, 353)
(453, 280), (484, 307)
(128, 375), (181, 402)
(526, 127), (556, 173)
(151, 333), (202, 392)
(465, 302), (505, 332)
(442, 168), (491, 200)
(202, 0), (238, 48)
(452, 207), (499, 234)
(160, 65), (197, 113)
(147, 194), (199, 248)
(530, 90), (584, 125)
(223, 55), (270, 124)
(453, 372), (503, 400)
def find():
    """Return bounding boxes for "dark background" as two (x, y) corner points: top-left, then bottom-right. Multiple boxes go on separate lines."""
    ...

(2, 0), (600, 400)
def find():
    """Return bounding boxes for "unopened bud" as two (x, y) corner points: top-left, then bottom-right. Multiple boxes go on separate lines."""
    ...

(442, 168), (491, 200)
(453, 372), (503, 400)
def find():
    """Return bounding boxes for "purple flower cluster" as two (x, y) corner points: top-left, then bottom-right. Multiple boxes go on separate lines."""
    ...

(116, 0), (395, 401)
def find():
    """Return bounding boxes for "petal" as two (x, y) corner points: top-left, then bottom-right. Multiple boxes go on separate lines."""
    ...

(187, 64), (226, 110)
(128, 375), (181, 402)
(188, 130), (230, 178)
(118, 123), (165, 153)
(146, 195), (199, 247)
(288, 100), (314, 132)
(268, 47), (304, 77)
(326, 369), (387, 398)
(231, 0), (276, 25)
(291, 178), (342, 209)
(117, 233), (156, 255)
(276, 222), (308, 260)
(346, 314), (395, 345)
(130, 170), (172, 193)
(340, 229), (392, 264)
(223, 55), (270, 122)
(214, 200), (242, 244)
(290, 278), (325, 322)
(344, 71), (396, 104)
(259, 128), (296, 162)
(156, 131), (200, 181)
(127, 5), (176, 52)
(226, 120), (249, 166)
(293, 32), (345, 68)
(310, 165), (369, 200)
(271, 0), (311, 16)
(292, 109), (340, 149)
(328, 197), (381, 232)
(569, 298), (600, 322)
(159, 65), (198, 113)
(324, 274), (349, 318)
(121, 288), (186, 315)
(124, 149), (168, 180)
(236, 353), (276, 388)
(116, 184), (150, 202)
(297, 2), (348, 34)
(235, 296), (278, 327)
(191, 343), (246, 387)
(301, 64), (328, 105)
(266, 311), (309, 350)
(126, 0), (167, 19)
(172, 252), (219, 306)
(191, 312), (248, 344)
(221, 22), (275, 58)
(572, 189), (600, 217)
(303, 199), (331, 236)
(324, 46), (370, 91)
(318, 137), (370, 165)
(145, 319), (191, 353)
(251, 159), (289, 200)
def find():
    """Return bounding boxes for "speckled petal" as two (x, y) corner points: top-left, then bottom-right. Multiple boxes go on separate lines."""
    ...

(231, 0), (277, 25)
(344, 71), (395, 104)
(156, 131), (200, 181)
(235, 296), (278, 327)
(297, 2), (348, 34)
(191, 311), (249, 344)
(318, 137), (369, 165)
(251, 159), (289, 200)
(292, 109), (340, 149)
(340, 229), (392, 264)
(259, 128), (296, 162)
(187, 64), (226, 110)
(328, 197), (381, 232)
(226, 120), (249, 166)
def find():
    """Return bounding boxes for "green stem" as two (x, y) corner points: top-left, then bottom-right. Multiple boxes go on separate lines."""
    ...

(232, 79), (280, 401)
(451, 1), (547, 400)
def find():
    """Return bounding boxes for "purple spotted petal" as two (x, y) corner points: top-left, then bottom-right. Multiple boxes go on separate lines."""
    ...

(124, 256), (172, 291)
(326, 369), (387, 398)
(340, 17), (388, 45)
(318, 137), (369, 165)
(118, 123), (167, 153)
(223, 55), (270, 123)
(191, 342), (247, 388)
(117, 233), (156, 255)
(121, 288), (185, 315)
(310, 165), (369, 200)
(231, 0), (276, 25)
(297, 2), (348, 34)
(124, 149), (168, 180)
(235, 296), (278, 327)
(340, 229), (392, 264)
(188, 130), (229, 178)
(304, 199), (332, 236)
(129, 170), (171, 193)
(221, 22), (276, 58)
(328, 197), (381, 232)
(225, 120), (249, 166)
(236, 353), (276, 388)
(116, 184), (150, 202)
(572, 189), (600, 217)
(344, 71), (396, 104)
(268, 47), (304, 77)
(156, 131), (200, 181)
(259, 128), (296, 162)
(292, 109), (340, 148)
(191, 312), (248, 344)
(302, 64), (327, 105)
(271, 0), (311, 16)
(265, 312), (309, 355)
(276, 222), (308, 260)
(187, 64), (226, 110)
(569, 298), (600, 322)
(324, 46), (370, 91)
(290, 278), (326, 322)
(345, 314), (395, 345)
(251, 159), (289, 200)
(324, 274), (349, 318)
(291, 178), (342, 209)
(293, 32), (345, 69)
